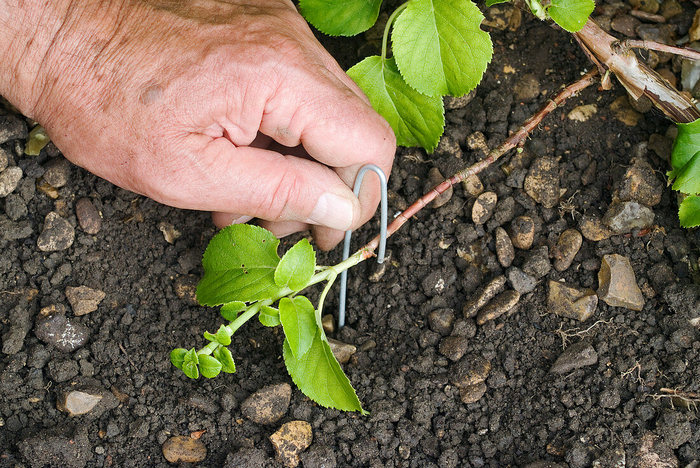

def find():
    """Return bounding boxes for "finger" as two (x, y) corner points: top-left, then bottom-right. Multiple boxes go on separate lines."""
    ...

(211, 212), (253, 228)
(258, 220), (311, 238)
(153, 136), (362, 231)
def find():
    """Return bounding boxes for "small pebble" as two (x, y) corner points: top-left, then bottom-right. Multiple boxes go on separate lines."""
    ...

(522, 246), (551, 279)
(579, 215), (613, 242)
(57, 390), (103, 416)
(476, 290), (520, 325)
(472, 191), (497, 225)
(65, 285), (105, 316)
(508, 216), (535, 250)
(462, 275), (506, 318)
(4, 193), (27, 220)
(328, 338), (356, 364)
(506, 267), (538, 294)
(162, 435), (207, 464)
(459, 381), (487, 404)
(513, 73), (541, 101)
(450, 354), (491, 388)
(550, 341), (598, 374)
(241, 383), (292, 425)
(552, 229), (582, 271)
(427, 167), (452, 208)
(495, 227), (515, 267)
(35, 313), (89, 352)
(439, 335), (469, 361)
(614, 158), (663, 207)
(75, 198), (102, 234)
(321, 314), (335, 334)
(603, 201), (655, 234)
(42, 158), (71, 188)
(0, 147), (8, 171)
(0, 115), (27, 144)
(597, 254), (645, 311)
(270, 421), (313, 468)
(548, 280), (598, 321)
(428, 308), (455, 336)
(461, 174), (484, 197)
(524, 156), (560, 209)
(37, 211), (75, 251)
(0, 166), (22, 198)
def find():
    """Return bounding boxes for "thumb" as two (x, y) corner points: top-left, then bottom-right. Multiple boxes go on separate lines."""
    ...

(172, 136), (362, 231)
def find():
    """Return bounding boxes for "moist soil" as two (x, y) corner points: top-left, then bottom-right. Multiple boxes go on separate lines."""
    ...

(1, 8), (699, 468)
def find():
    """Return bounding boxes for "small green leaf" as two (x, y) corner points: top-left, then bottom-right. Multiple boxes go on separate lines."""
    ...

(259, 305), (281, 327)
(182, 348), (199, 379)
(679, 195), (700, 227)
(392, 0), (493, 97)
(672, 151), (700, 195)
(300, 0), (383, 36)
(671, 119), (700, 179)
(348, 56), (445, 151)
(170, 348), (188, 370)
(486, 0), (510, 5)
(220, 301), (246, 321)
(213, 347), (236, 373)
(284, 330), (366, 413)
(198, 354), (222, 378)
(197, 225), (282, 306)
(204, 325), (232, 346)
(547, 0), (595, 32)
(275, 238), (316, 291)
(279, 296), (317, 358)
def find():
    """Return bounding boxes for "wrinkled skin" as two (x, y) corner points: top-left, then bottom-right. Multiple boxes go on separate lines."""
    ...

(0, 0), (395, 249)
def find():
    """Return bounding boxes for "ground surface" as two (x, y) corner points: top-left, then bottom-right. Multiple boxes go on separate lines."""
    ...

(1, 5), (699, 468)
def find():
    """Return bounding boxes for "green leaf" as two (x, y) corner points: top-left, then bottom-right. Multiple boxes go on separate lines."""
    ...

(213, 347), (236, 373)
(275, 238), (316, 291)
(182, 348), (199, 379)
(671, 119), (700, 179)
(672, 151), (700, 195)
(348, 56), (445, 151)
(279, 296), (317, 358)
(204, 324), (232, 346)
(392, 0), (493, 97)
(198, 354), (222, 378)
(300, 0), (383, 36)
(170, 348), (187, 370)
(547, 0), (595, 32)
(679, 195), (700, 227)
(486, 0), (510, 5)
(220, 301), (246, 321)
(284, 330), (366, 414)
(259, 305), (281, 327)
(197, 225), (282, 306)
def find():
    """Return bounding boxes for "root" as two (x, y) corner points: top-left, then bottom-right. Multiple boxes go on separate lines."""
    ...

(555, 319), (612, 349)
(648, 388), (700, 411)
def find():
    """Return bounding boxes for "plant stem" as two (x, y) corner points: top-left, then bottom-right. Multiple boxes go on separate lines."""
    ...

(381, 3), (408, 61)
(617, 39), (700, 62)
(315, 271), (337, 329)
(199, 301), (266, 355)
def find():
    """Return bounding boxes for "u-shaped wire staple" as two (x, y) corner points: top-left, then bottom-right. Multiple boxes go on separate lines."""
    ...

(338, 164), (388, 329)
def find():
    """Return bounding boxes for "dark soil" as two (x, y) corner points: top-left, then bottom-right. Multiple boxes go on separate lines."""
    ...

(1, 7), (699, 468)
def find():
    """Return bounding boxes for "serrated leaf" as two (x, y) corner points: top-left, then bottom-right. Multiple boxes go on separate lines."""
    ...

(284, 330), (366, 413)
(300, 0), (383, 36)
(182, 348), (199, 379)
(486, 0), (510, 5)
(547, 0), (595, 32)
(220, 301), (246, 321)
(679, 195), (700, 227)
(671, 119), (700, 179)
(672, 151), (700, 195)
(259, 305), (281, 327)
(213, 347), (236, 373)
(170, 348), (187, 370)
(204, 325), (232, 346)
(197, 225), (282, 306)
(275, 238), (316, 291)
(392, 0), (493, 97)
(348, 56), (444, 151)
(279, 296), (317, 358)
(198, 354), (222, 378)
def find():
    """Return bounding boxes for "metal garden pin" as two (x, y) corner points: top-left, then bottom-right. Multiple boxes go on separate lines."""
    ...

(338, 164), (388, 329)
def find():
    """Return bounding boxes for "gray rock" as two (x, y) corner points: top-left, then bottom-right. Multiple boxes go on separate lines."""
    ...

(57, 390), (102, 416)
(17, 424), (90, 468)
(0, 166), (22, 197)
(550, 341), (598, 374)
(0, 114), (28, 144)
(426, 167), (452, 208)
(439, 335), (469, 361)
(462, 275), (506, 318)
(241, 383), (292, 425)
(507, 267), (538, 294)
(428, 308), (455, 335)
(476, 290), (520, 325)
(450, 354), (491, 388)
(35, 313), (90, 352)
(1, 304), (32, 355)
(548, 281), (598, 321)
(269, 420), (313, 468)
(614, 157), (663, 207)
(4, 193), (27, 220)
(37, 212), (75, 251)
(472, 191), (497, 224)
(598, 254), (645, 311)
(65, 285), (105, 316)
(509, 216), (535, 250)
(522, 246), (551, 279)
(495, 227), (514, 267)
(524, 156), (560, 208)
(328, 338), (356, 364)
(552, 228), (583, 271)
(42, 158), (71, 188)
(75, 198), (102, 234)
(492, 196), (516, 226)
(603, 201), (655, 234)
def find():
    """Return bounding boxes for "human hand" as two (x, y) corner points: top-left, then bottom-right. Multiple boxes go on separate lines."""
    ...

(0, 0), (395, 250)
